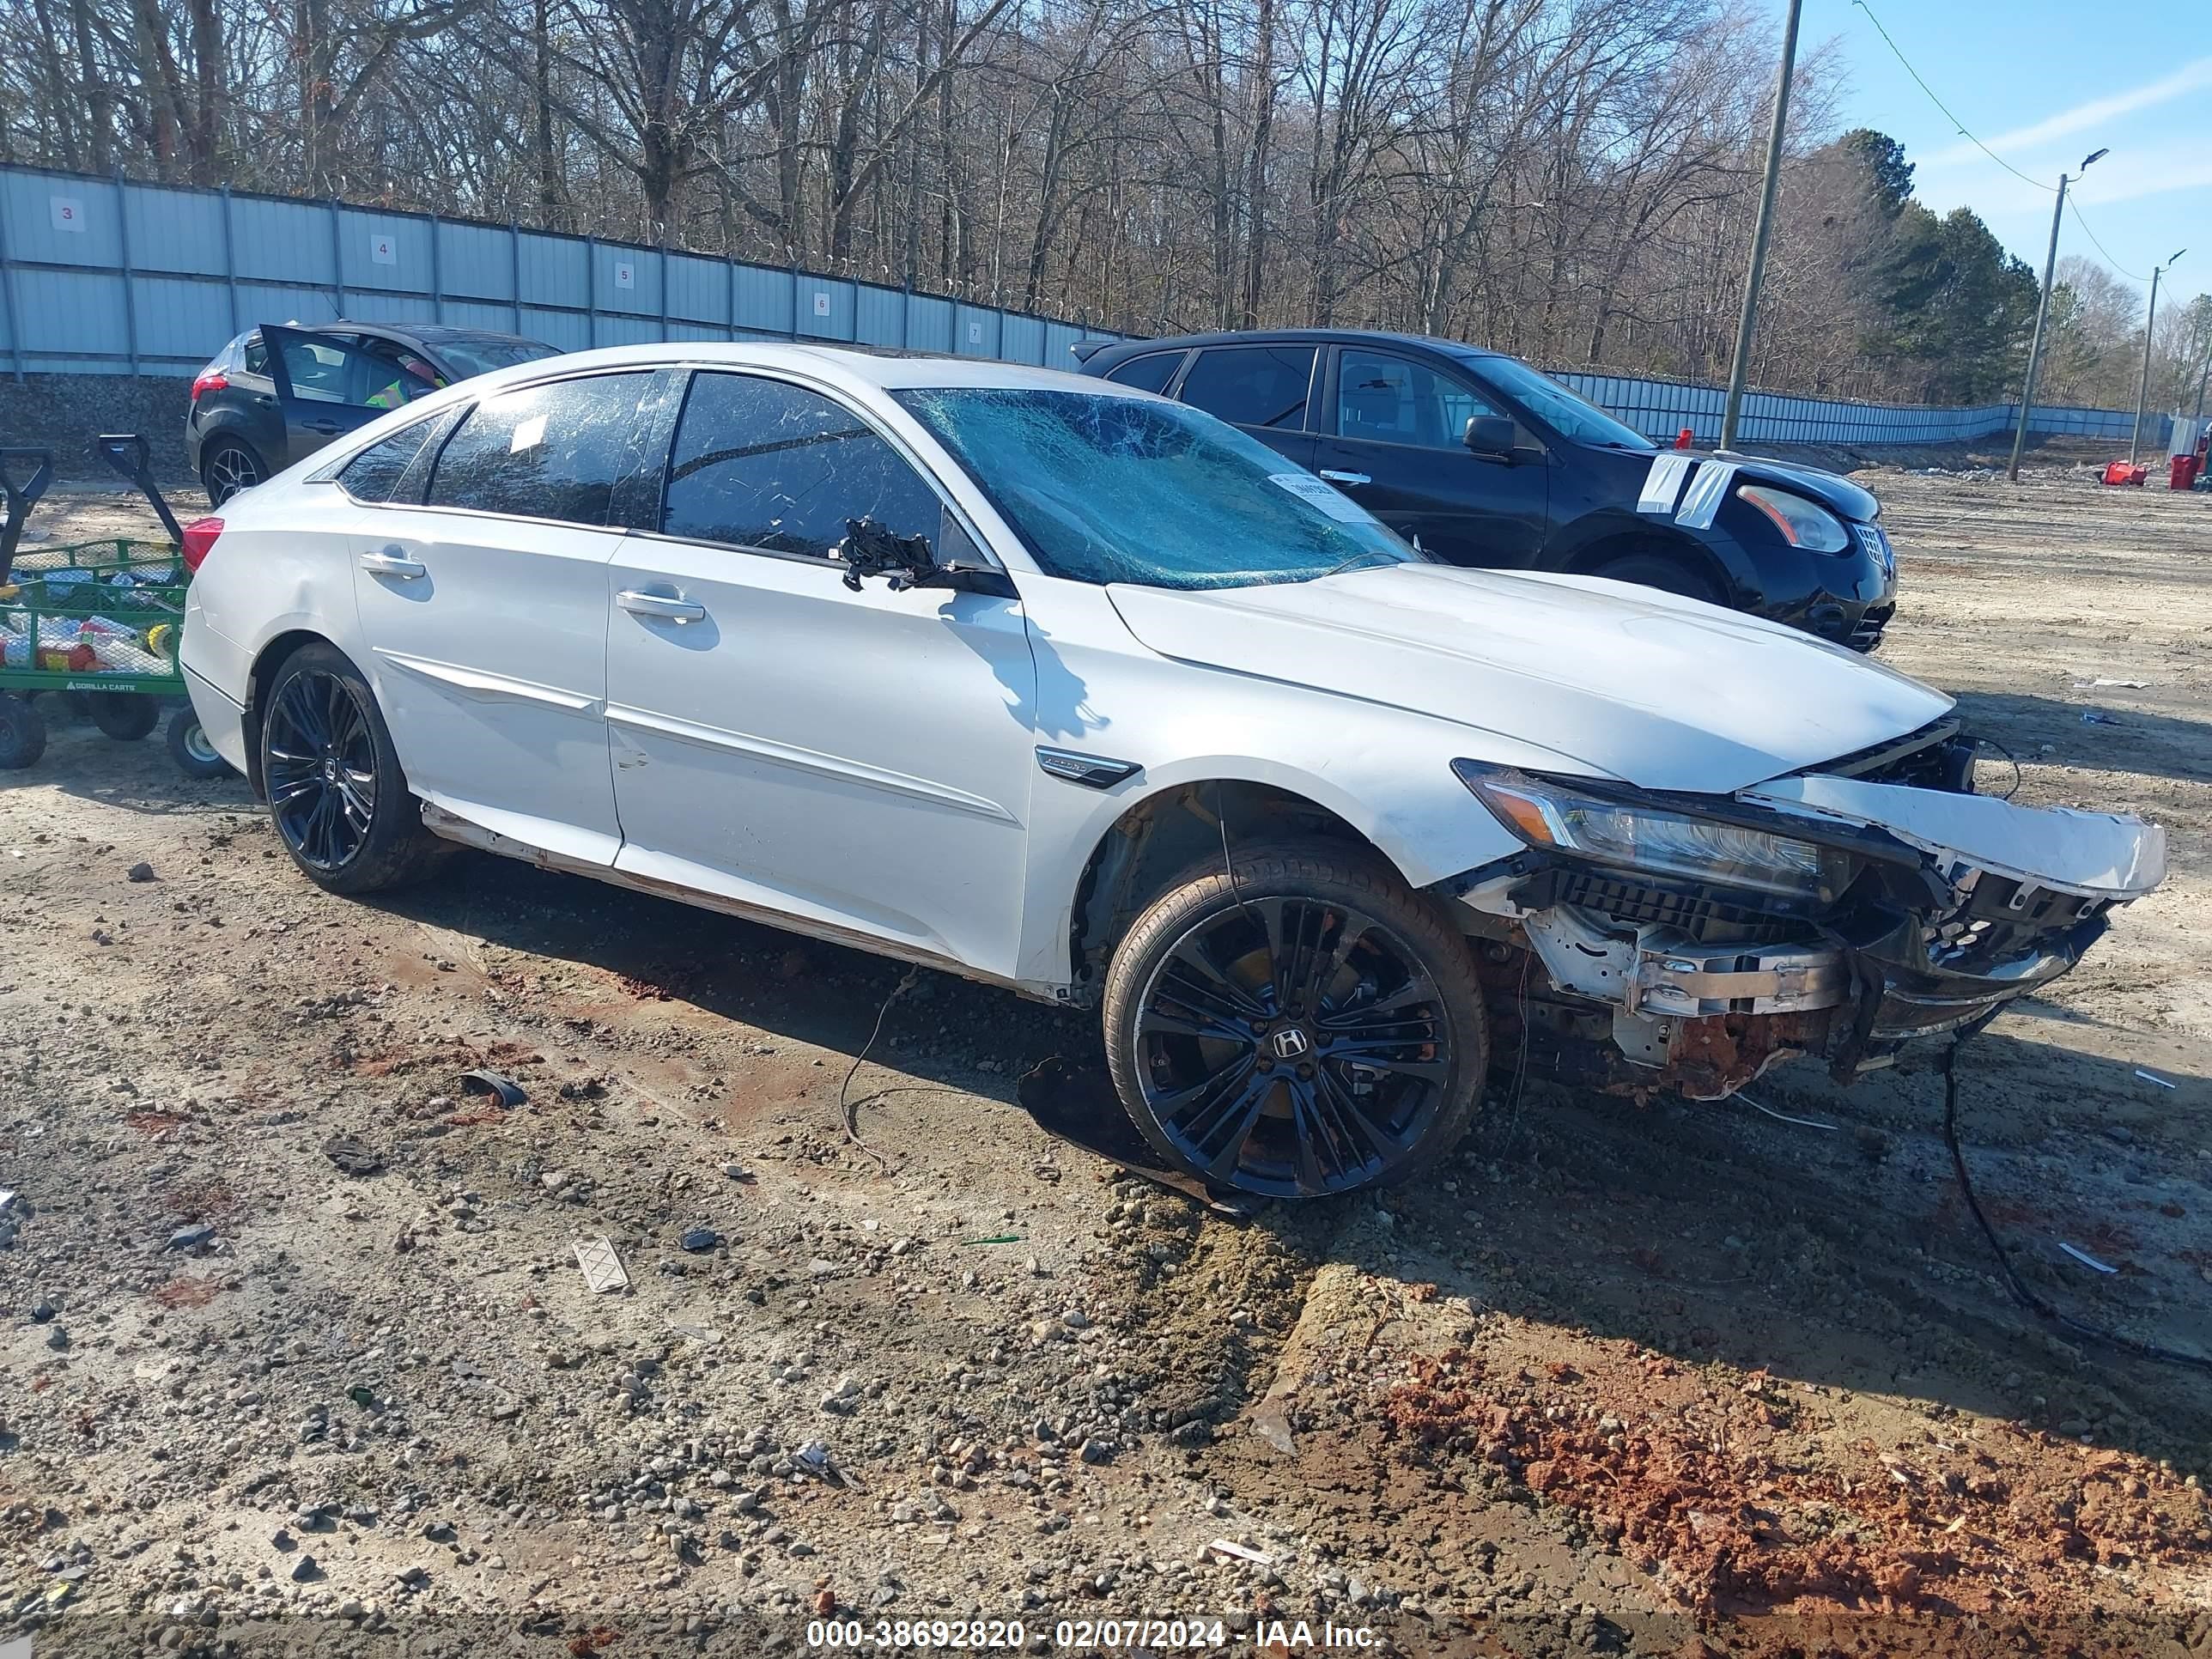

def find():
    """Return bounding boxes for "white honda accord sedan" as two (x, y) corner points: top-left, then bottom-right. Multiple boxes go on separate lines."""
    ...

(179, 343), (2165, 1199)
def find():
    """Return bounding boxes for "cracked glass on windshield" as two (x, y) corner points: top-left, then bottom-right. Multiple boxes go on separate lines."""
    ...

(894, 386), (1417, 591)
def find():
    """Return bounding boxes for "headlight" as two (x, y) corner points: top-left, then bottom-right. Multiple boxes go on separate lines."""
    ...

(1455, 765), (1845, 901)
(1737, 484), (1850, 554)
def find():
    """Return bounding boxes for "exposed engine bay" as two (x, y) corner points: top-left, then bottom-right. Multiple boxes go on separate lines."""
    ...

(1442, 720), (2169, 1098)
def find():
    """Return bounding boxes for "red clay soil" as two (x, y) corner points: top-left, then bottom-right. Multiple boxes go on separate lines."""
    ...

(1382, 1346), (2212, 1626)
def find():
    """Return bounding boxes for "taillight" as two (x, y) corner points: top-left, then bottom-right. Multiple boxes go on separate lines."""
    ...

(190, 370), (228, 402)
(180, 516), (223, 573)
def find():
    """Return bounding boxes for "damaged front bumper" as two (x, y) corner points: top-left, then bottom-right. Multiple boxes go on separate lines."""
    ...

(1450, 763), (2166, 1099)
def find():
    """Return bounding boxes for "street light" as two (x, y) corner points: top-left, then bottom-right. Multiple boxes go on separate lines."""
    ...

(2008, 148), (2106, 483)
(2131, 247), (2188, 465)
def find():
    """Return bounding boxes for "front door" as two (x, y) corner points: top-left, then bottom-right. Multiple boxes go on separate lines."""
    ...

(1311, 346), (1550, 568)
(262, 325), (439, 466)
(349, 368), (664, 863)
(605, 368), (1039, 979)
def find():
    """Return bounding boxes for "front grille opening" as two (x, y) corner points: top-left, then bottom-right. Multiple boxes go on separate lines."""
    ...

(1555, 869), (1801, 945)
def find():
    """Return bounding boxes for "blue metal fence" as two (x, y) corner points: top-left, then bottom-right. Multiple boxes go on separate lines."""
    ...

(0, 161), (2166, 451)
(1551, 368), (2160, 448)
(0, 164), (1119, 380)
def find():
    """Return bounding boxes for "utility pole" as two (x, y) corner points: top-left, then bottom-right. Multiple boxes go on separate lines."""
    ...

(2008, 149), (2106, 483)
(2194, 309), (2212, 421)
(2131, 248), (2187, 465)
(1717, 0), (1802, 453)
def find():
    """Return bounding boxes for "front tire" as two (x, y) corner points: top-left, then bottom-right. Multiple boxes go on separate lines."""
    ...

(167, 706), (234, 779)
(258, 641), (446, 894)
(1102, 840), (1486, 1200)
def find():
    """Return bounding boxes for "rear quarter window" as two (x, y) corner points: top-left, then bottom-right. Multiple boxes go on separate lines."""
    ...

(337, 417), (445, 504)
(424, 373), (653, 526)
(1102, 352), (1185, 394)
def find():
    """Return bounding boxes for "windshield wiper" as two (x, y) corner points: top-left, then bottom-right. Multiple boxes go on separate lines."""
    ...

(1311, 548), (1401, 581)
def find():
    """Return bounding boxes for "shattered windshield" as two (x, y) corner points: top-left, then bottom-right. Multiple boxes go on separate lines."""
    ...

(894, 386), (1418, 590)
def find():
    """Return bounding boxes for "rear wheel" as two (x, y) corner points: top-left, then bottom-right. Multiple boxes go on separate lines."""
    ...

(258, 641), (447, 894)
(202, 441), (266, 507)
(1102, 841), (1486, 1199)
(0, 694), (46, 770)
(1589, 550), (1722, 605)
(88, 691), (160, 741)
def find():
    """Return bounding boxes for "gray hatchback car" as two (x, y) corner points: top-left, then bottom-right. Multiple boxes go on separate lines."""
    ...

(185, 322), (557, 505)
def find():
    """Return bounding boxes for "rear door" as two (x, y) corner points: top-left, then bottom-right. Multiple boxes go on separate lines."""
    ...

(348, 367), (665, 863)
(1169, 343), (1318, 470)
(1311, 346), (1549, 568)
(263, 324), (440, 466)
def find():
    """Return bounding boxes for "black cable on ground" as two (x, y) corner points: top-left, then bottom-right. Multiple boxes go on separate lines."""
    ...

(1972, 733), (2022, 800)
(1938, 1040), (2212, 1372)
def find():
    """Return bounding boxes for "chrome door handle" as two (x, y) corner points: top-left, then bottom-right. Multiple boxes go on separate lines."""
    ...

(617, 590), (706, 623)
(1317, 470), (1371, 486)
(359, 548), (426, 579)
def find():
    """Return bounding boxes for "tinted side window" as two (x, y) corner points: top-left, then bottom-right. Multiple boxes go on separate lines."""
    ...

(1336, 349), (1501, 448)
(661, 372), (940, 559)
(1103, 351), (1184, 394)
(338, 419), (441, 504)
(426, 374), (652, 526)
(1177, 345), (1316, 429)
(241, 333), (270, 375)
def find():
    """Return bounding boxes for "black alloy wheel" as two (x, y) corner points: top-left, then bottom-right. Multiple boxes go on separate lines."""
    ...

(264, 665), (379, 872)
(1105, 844), (1485, 1200)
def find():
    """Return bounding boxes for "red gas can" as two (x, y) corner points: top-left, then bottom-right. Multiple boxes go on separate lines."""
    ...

(2172, 453), (2201, 491)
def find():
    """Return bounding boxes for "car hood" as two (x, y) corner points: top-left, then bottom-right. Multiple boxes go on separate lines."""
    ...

(1713, 453), (1881, 523)
(1105, 562), (1952, 794)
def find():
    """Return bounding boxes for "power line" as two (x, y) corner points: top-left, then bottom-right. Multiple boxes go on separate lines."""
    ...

(2066, 199), (2149, 283)
(1850, 0), (2055, 193)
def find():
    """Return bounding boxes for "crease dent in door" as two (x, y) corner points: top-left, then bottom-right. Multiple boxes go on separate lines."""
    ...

(603, 701), (1018, 822)
(373, 647), (602, 713)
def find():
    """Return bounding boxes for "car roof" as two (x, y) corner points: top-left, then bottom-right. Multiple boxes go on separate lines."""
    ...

(449, 340), (1139, 396)
(1090, 327), (1504, 362)
(252, 320), (545, 349)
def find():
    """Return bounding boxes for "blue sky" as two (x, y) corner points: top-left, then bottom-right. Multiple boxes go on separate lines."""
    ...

(1816, 0), (2209, 309)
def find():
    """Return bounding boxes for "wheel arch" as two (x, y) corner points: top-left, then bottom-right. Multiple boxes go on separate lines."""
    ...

(240, 629), (331, 799)
(1061, 778), (1391, 1004)
(1562, 526), (1736, 600)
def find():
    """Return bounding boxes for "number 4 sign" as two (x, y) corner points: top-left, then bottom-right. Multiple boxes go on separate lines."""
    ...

(368, 232), (397, 265)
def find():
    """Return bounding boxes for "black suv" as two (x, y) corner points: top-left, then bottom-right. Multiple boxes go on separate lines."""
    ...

(1074, 330), (1897, 650)
(186, 322), (557, 506)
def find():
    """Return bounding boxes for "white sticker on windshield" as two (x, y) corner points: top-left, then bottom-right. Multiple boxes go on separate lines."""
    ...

(509, 414), (548, 454)
(1270, 472), (1369, 523)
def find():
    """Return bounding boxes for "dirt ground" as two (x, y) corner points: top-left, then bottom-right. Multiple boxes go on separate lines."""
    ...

(3, 460), (2211, 1659)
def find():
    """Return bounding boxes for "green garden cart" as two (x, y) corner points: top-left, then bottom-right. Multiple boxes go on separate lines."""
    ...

(0, 437), (228, 776)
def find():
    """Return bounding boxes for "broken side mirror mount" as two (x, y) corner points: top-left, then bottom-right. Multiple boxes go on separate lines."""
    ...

(837, 516), (1016, 599)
